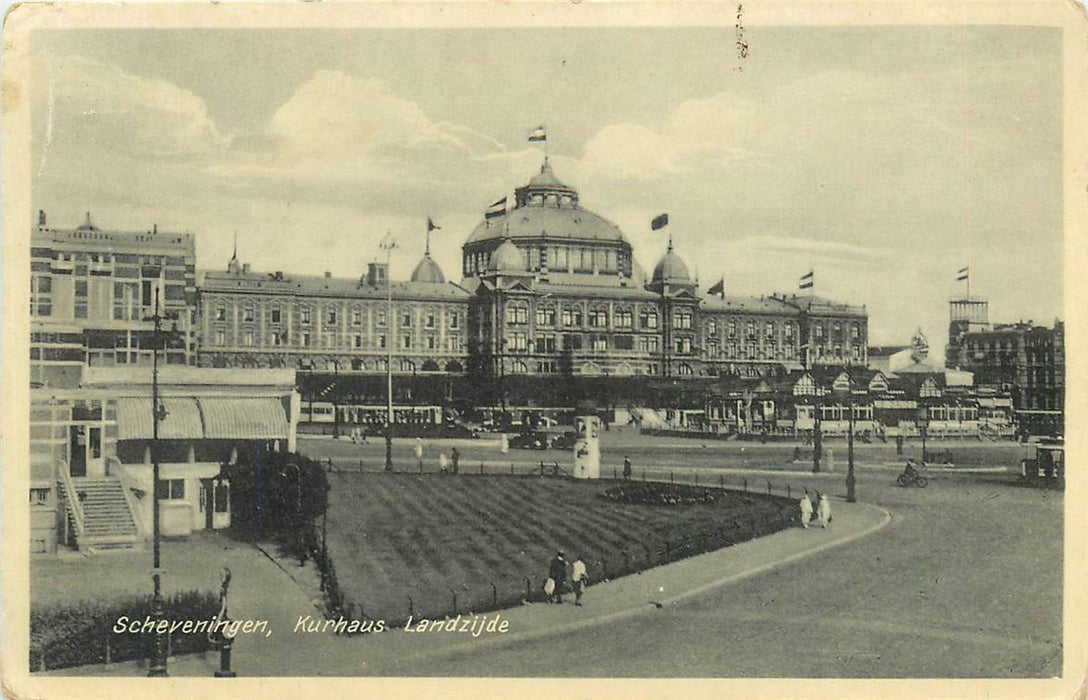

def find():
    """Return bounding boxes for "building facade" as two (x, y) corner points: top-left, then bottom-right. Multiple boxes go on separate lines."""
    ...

(945, 297), (1064, 434)
(30, 211), (197, 390)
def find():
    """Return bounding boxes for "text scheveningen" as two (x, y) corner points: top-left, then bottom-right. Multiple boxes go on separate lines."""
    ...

(113, 615), (271, 638)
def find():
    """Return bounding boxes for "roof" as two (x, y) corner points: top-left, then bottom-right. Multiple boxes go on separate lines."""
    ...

(868, 345), (911, 356)
(410, 254), (446, 283)
(201, 269), (472, 301)
(83, 366), (297, 390)
(651, 247), (691, 284)
(768, 293), (867, 316)
(701, 295), (799, 315)
(466, 206), (628, 246)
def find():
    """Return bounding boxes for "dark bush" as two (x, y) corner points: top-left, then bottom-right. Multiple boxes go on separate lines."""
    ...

(30, 589), (219, 671)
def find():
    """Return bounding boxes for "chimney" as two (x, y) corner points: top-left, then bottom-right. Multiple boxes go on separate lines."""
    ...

(325, 270), (332, 279)
(153, 223), (158, 235)
(367, 261), (388, 287)
(242, 263), (251, 274)
(38, 210), (46, 226)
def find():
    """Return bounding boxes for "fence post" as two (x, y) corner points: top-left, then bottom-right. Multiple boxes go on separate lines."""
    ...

(359, 459), (363, 471)
(491, 582), (498, 607)
(525, 577), (532, 602)
(511, 463), (515, 475)
(787, 484), (791, 499)
(642, 470), (647, 482)
(479, 463), (484, 475)
(767, 480), (772, 495)
(720, 474), (725, 490)
(670, 471), (674, 484)
(408, 596), (414, 618)
(743, 478), (748, 492)
(694, 473), (699, 487)
(613, 467), (617, 479)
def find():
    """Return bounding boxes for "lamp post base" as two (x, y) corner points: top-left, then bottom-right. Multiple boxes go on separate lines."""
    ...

(147, 592), (168, 677)
(846, 472), (856, 503)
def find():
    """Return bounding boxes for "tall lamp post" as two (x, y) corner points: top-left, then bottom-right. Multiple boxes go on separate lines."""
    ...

(917, 404), (929, 464)
(380, 232), (398, 472)
(843, 379), (856, 503)
(145, 288), (177, 677)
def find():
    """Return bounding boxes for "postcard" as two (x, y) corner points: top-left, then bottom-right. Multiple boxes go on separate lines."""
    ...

(2, 2), (1085, 698)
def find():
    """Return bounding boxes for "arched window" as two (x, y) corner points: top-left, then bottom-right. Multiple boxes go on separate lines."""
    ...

(400, 359), (415, 372)
(421, 360), (440, 372)
(677, 363), (694, 376)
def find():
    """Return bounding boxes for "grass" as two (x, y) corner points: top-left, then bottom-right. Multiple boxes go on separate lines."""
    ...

(323, 473), (794, 623)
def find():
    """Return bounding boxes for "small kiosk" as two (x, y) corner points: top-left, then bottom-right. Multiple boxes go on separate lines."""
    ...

(573, 415), (601, 480)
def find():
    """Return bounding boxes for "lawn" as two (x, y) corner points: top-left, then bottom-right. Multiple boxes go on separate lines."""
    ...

(322, 473), (795, 624)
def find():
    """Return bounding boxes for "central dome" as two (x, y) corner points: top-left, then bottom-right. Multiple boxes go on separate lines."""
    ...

(410, 254), (446, 283)
(465, 162), (627, 245)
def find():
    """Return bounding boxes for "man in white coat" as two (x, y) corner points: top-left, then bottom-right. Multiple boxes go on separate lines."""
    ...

(799, 492), (813, 529)
(817, 493), (832, 528)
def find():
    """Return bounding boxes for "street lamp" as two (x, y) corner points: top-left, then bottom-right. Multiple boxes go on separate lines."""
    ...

(917, 404), (929, 464)
(841, 379), (857, 503)
(144, 288), (177, 677)
(380, 232), (398, 472)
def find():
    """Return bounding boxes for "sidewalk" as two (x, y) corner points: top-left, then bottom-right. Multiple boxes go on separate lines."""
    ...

(44, 499), (890, 677)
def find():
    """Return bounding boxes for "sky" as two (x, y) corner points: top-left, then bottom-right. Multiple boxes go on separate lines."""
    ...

(29, 25), (1063, 354)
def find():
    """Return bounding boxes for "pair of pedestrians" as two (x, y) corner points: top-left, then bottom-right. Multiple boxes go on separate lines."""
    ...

(545, 551), (588, 606)
(798, 490), (832, 529)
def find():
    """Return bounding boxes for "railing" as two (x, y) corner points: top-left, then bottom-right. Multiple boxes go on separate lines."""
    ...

(112, 458), (147, 538)
(56, 459), (85, 540)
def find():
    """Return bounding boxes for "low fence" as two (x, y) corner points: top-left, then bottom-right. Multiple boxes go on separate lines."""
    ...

(308, 472), (806, 633)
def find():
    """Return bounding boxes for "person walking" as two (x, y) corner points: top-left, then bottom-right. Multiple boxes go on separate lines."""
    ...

(451, 447), (460, 474)
(799, 491), (813, 529)
(548, 551), (567, 604)
(895, 434), (904, 456)
(571, 556), (588, 606)
(622, 456), (632, 480)
(414, 437), (424, 472)
(817, 493), (832, 528)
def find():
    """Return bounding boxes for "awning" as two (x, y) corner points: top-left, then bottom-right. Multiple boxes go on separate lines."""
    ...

(978, 398), (1013, 408)
(199, 397), (289, 439)
(873, 400), (917, 409)
(117, 398), (204, 440)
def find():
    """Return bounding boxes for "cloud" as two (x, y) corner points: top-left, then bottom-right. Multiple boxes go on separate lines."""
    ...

(739, 235), (890, 263)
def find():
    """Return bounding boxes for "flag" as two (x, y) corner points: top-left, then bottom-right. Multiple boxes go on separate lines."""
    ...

(956, 266), (969, 281)
(707, 278), (725, 297)
(651, 213), (669, 230)
(485, 196), (507, 219)
(528, 125), (547, 142)
(799, 270), (814, 290)
(427, 217), (441, 232)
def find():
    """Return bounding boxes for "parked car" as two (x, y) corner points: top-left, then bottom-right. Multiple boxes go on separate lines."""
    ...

(442, 422), (480, 439)
(548, 431), (579, 451)
(509, 431), (549, 450)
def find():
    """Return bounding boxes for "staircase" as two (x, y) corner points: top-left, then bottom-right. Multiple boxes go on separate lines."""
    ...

(58, 476), (141, 552)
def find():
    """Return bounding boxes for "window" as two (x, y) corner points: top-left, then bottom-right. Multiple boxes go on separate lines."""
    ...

(447, 334), (461, 351)
(353, 335), (363, 349)
(214, 483), (229, 512)
(785, 322), (794, 339)
(215, 329), (226, 345)
(706, 320), (717, 336)
(614, 335), (634, 350)
(727, 319), (737, 338)
(401, 360), (415, 372)
(271, 308), (281, 324)
(765, 322), (775, 339)
(243, 331), (254, 346)
(449, 311), (459, 329)
(833, 322), (842, 338)
(536, 307), (556, 326)
(535, 336), (557, 353)
(591, 335), (608, 352)
(508, 333), (528, 351)
(352, 309), (362, 325)
(745, 321), (756, 339)
(401, 312), (412, 327)
(853, 345), (861, 359)
(156, 479), (185, 500)
(272, 331), (283, 346)
(589, 309), (609, 327)
(562, 307), (583, 327)
(615, 309), (633, 329)
(30, 488), (49, 506)
(401, 334), (412, 349)
(300, 331), (311, 347)
(673, 311), (692, 330)
(675, 338), (692, 354)
(638, 336), (660, 353)
(506, 304), (528, 325)
(814, 324), (824, 340)
(640, 310), (659, 330)
(677, 363), (694, 376)
(426, 336), (437, 350)
(327, 308), (337, 325)
(851, 323), (861, 340)
(300, 308), (311, 324)
(563, 334), (583, 351)
(426, 313), (436, 328)
(243, 305), (254, 322)
(378, 334), (386, 349)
